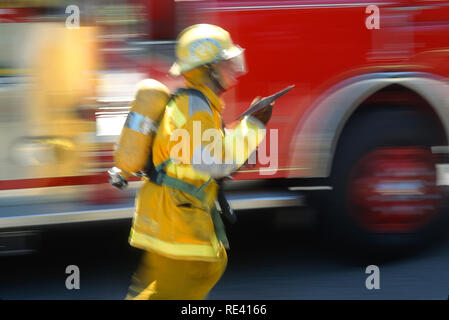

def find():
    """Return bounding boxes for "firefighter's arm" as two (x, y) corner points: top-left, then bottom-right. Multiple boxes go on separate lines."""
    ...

(188, 112), (266, 179)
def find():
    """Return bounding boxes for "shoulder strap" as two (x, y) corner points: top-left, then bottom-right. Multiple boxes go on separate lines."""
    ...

(173, 88), (212, 118)
(173, 88), (209, 104)
(144, 88), (213, 199)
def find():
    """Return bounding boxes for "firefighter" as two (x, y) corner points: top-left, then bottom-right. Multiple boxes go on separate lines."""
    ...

(126, 24), (273, 300)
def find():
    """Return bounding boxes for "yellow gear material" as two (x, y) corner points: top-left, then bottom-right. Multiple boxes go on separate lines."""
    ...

(114, 79), (170, 174)
(126, 245), (227, 300)
(129, 77), (266, 262)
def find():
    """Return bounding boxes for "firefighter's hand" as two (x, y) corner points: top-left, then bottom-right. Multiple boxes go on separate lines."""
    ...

(108, 167), (128, 190)
(250, 96), (274, 126)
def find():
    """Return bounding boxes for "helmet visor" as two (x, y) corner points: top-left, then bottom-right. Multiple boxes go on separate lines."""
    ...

(223, 47), (247, 76)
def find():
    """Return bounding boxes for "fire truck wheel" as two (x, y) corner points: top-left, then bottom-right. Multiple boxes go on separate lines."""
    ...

(323, 106), (449, 254)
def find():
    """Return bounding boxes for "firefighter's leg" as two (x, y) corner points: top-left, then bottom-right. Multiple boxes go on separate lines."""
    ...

(126, 246), (227, 300)
(125, 250), (157, 300)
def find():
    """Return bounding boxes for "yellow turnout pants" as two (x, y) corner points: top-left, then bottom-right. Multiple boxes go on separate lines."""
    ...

(126, 246), (227, 300)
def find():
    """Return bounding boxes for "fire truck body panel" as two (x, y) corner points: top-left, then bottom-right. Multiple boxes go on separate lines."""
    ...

(1, 1), (449, 252)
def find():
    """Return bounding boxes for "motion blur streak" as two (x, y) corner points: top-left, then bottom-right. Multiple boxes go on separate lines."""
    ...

(1, 1), (449, 299)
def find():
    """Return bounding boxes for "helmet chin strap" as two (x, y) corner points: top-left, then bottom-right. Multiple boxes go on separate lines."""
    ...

(206, 64), (226, 93)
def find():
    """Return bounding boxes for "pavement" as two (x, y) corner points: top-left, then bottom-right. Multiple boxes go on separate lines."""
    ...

(1, 209), (449, 300)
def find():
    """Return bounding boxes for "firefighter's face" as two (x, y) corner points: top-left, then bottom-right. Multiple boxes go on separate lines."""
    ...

(217, 53), (247, 89)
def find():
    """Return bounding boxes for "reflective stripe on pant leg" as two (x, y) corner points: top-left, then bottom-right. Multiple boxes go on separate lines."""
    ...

(129, 228), (221, 262)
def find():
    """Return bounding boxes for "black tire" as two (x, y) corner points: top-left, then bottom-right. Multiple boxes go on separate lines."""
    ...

(322, 106), (449, 255)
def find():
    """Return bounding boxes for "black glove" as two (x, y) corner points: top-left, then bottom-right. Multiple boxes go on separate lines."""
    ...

(249, 96), (274, 125)
(108, 167), (128, 190)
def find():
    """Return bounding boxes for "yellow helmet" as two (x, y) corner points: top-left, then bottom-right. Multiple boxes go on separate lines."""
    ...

(169, 24), (245, 76)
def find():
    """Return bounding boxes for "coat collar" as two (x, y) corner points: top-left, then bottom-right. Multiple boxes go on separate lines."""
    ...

(185, 81), (224, 113)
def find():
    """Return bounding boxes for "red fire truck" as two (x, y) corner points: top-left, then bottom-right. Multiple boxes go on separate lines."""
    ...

(1, 0), (449, 252)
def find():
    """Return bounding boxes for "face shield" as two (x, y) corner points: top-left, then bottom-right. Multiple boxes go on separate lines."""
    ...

(208, 45), (247, 91)
(220, 45), (247, 77)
